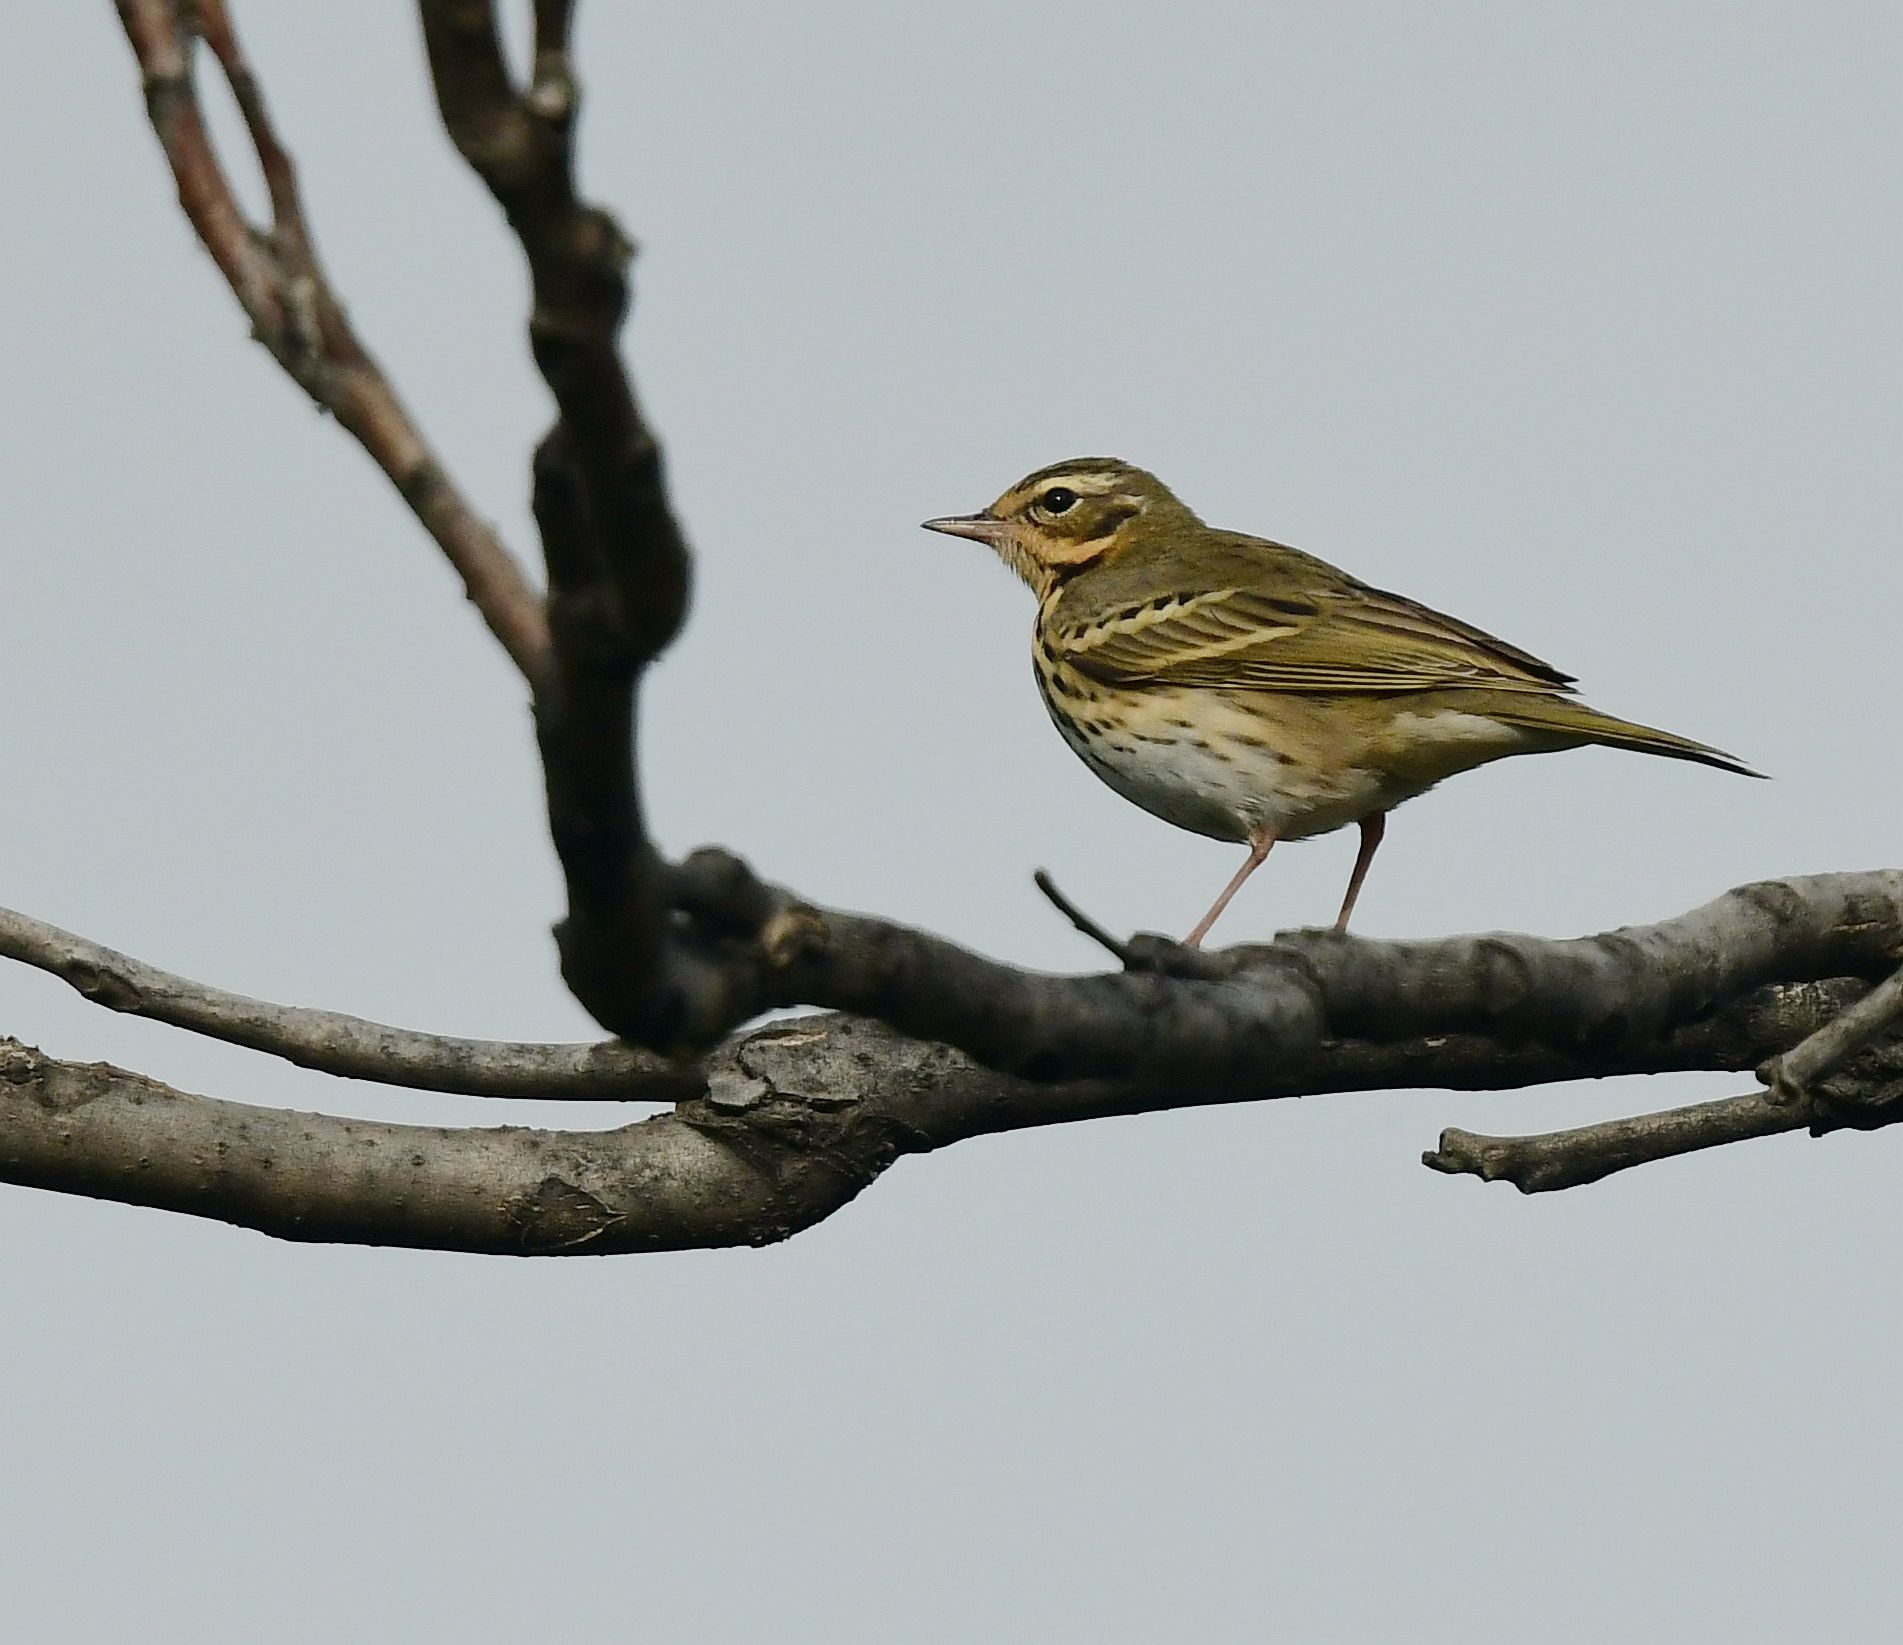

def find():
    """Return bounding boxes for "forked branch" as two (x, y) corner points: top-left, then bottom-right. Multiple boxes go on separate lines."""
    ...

(114, 0), (551, 682)
(0, 937), (1895, 1249)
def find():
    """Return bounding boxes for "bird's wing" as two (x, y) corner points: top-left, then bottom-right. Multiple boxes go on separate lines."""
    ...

(1052, 535), (1576, 696)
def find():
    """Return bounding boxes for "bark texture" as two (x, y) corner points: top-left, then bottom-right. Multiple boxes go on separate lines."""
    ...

(2, 889), (1899, 1246)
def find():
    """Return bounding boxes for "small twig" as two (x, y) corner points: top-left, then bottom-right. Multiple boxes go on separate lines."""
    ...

(0, 905), (692, 1102)
(1028, 872), (1234, 980)
(1032, 870), (1136, 966)
(1422, 1090), (1809, 1192)
(113, 0), (553, 685)
(1764, 956), (1903, 1104)
(1425, 1012), (1903, 1193)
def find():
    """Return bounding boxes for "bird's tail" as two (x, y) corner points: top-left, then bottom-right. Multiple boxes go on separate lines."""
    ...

(1488, 697), (1764, 778)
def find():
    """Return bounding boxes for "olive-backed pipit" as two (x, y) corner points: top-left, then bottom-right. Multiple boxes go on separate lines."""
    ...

(924, 458), (1758, 944)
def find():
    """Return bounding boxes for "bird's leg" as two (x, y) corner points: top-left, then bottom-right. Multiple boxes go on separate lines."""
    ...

(1334, 811), (1387, 932)
(1184, 826), (1276, 948)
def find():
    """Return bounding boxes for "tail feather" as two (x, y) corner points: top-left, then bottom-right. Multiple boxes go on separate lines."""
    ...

(1489, 698), (1764, 778)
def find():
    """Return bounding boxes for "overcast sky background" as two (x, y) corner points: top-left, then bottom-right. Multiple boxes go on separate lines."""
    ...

(3, 4), (1899, 1639)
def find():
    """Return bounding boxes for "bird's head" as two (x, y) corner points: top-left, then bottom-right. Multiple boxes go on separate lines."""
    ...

(922, 458), (1197, 596)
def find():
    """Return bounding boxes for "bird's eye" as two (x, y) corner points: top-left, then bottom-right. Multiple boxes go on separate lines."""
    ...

(1039, 487), (1078, 515)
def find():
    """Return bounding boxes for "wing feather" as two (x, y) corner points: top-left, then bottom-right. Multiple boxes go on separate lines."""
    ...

(1052, 534), (1575, 697)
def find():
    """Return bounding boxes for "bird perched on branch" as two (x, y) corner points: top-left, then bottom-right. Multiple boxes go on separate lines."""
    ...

(924, 459), (1757, 945)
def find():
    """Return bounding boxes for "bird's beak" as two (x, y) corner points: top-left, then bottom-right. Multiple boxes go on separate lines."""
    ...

(921, 512), (1008, 544)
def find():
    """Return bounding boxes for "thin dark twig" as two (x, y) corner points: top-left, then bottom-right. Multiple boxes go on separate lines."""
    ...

(1032, 870), (1137, 966)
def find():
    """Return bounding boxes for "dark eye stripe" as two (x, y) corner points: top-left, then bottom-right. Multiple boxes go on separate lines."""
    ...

(1073, 500), (1140, 542)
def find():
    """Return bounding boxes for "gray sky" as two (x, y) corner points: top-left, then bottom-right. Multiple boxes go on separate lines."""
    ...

(4, 3), (1900, 1638)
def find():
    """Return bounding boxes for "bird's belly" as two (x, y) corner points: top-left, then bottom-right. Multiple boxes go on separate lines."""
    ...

(1040, 682), (1390, 844)
(1038, 667), (1536, 844)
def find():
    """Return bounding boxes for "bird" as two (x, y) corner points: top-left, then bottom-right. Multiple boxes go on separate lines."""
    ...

(923, 458), (1758, 945)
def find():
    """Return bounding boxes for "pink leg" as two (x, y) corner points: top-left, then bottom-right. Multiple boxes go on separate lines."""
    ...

(1334, 811), (1387, 932)
(1184, 826), (1276, 948)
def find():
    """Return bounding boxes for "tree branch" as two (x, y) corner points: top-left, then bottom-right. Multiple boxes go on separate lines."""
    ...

(1424, 950), (1903, 1192)
(1424, 1092), (1807, 1192)
(0, 1036), (840, 1254)
(1763, 957), (1903, 1103)
(113, 0), (552, 683)
(0, 906), (691, 1102)
(3, 894), (1875, 1119)
(663, 871), (1903, 1094)
(1, 960), (1895, 1250)
(416, 0), (700, 1042)
(1424, 1031), (1903, 1194)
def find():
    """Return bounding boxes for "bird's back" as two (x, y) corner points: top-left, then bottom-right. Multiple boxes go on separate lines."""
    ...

(1041, 527), (1577, 700)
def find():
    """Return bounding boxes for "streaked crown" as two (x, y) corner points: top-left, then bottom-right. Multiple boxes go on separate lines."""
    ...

(922, 458), (1198, 595)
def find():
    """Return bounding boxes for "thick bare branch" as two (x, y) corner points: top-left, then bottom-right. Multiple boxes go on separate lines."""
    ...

(960, 976), (1884, 1127)
(0, 869), (1892, 1248)
(0, 1036), (855, 1254)
(113, 0), (552, 682)
(663, 871), (1903, 1093)
(415, 0), (687, 650)
(45, 841), (1873, 1138)
(0, 895), (1875, 1113)
(417, 0), (695, 1039)
(0, 963), (1893, 1250)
